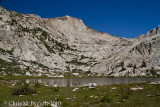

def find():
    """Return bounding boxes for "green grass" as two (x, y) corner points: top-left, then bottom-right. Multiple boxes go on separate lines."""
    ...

(0, 80), (160, 107)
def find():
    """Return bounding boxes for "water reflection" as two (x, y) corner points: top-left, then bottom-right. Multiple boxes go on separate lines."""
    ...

(13, 78), (160, 87)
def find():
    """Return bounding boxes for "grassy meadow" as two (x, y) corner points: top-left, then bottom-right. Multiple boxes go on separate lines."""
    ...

(0, 79), (160, 107)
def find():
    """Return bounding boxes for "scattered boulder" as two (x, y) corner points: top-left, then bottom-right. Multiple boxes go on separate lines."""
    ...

(72, 88), (79, 91)
(53, 84), (58, 87)
(111, 87), (117, 90)
(131, 86), (143, 91)
(84, 83), (97, 88)
(71, 73), (79, 76)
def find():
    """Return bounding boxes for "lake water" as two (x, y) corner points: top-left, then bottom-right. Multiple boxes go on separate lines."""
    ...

(13, 78), (160, 87)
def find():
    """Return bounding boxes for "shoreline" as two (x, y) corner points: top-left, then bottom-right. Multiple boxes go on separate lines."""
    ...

(1, 75), (160, 80)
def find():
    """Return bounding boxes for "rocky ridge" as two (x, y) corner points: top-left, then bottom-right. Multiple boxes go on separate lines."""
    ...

(0, 6), (160, 77)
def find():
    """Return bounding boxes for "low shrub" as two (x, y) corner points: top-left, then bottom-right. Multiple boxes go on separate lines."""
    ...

(12, 83), (37, 95)
(141, 60), (147, 67)
(120, 94), (129, 100)
(127, 63), (133, 67)
(52, 87), (60, 92)
(100, 95), (112, 103)
(150, 67), (157, 77)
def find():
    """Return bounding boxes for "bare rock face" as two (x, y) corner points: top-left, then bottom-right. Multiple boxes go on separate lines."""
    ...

(0, 6), (160, 77)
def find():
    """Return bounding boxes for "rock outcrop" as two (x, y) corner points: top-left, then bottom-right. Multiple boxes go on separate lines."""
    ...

(0, 6), (160, 77)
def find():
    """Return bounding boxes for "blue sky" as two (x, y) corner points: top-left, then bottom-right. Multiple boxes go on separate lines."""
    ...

(0, 0), (160, 38)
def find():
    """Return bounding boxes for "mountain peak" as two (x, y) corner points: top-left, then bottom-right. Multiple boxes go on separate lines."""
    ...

(44, 15), (89, 34)
(145, 25), (160, 37)
(136, 25), (160, 39)
(64, 15), (71, 19)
